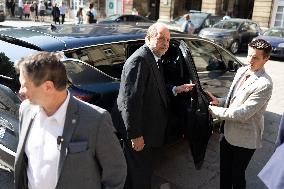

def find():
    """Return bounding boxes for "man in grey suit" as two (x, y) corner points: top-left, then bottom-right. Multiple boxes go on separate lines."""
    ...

(14, 52), (127, 189)
(117, 23), (195, 189)
(207, 39), (273, 189)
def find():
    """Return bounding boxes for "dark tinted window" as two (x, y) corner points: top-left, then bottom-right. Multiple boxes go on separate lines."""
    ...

(64, 43), (126, 79)
(185, 39), (226, 72)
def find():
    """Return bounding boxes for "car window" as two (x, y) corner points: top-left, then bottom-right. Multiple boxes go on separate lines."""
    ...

(184, 39), (225, 72)
(190, 13), (208, 28)
(214, 21), (239, 30)
(248, 22), (258, 31)
(0, 40), (39, 91)
(64, 43), (126, 79)
(240, 22), (250, 31)
(264, 29), (284, 37)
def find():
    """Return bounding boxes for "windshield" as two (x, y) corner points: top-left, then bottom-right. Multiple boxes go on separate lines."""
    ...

(173, 13), (209, 28)
(264, 28), (284, 37)
(213, 21), (240, 30)
(190, 13), (208, 28)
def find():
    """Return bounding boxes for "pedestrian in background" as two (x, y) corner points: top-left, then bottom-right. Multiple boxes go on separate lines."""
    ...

(76, 7), (83, 24)
(207, 39), (273, 189)
(59, 2), (66, 24)
(86, 2), (97, 24)
(51, 3), (60, 24)
(18, 0), (23, 19)
(10, 0), (16, 17)
(23, 1), (30, 19)
(258, 112), (284, 189)
(131, 8), (138, 15)
(29, 1), (35, 20)
(38, 0), (45, 22)
(14, 51), (127, 189)
(116, 22), (195, 189)
(181, 14), (195, 35)
(32, 1), (38, 21)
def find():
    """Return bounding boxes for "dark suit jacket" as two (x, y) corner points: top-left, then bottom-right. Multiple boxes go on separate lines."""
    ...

(117, 44), (168, 147)
(14, 96), (127, 189)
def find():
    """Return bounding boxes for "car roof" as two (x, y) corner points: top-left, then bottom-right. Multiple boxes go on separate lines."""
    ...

(269, 27), (284, 30)
(220, 18), (257, 23)
(0, 24), (148, 52)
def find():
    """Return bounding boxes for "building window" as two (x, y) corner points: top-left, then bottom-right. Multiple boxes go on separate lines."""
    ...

(275, 6), (284, 27)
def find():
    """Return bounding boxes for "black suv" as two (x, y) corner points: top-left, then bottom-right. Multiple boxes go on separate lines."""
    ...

(0, 24), (243, 170)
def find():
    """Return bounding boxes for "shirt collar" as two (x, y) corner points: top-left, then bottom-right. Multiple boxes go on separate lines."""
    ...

(147, 45), (160, 62)
(39, 92), (70, 126)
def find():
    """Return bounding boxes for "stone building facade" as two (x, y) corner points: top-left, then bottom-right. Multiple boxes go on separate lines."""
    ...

(130, 0), (275, 28)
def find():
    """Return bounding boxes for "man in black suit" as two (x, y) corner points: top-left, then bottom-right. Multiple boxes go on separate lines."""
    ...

(117, 23), (195, 189)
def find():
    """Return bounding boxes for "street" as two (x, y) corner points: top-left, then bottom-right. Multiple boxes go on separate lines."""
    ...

(0, 20), (284, 189)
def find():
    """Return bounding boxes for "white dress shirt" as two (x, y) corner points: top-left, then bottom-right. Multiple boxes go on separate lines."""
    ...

(25, 93), (70, 189)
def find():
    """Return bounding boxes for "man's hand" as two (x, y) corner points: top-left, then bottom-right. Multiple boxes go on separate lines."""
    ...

(205, 91), (219, 106)
(175, 83), (195, 93)
(131, 136), (145, 151)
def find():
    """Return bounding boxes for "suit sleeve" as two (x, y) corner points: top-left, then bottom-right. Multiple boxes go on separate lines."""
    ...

(95, 111), (127, 189)
(119, 57), (147, 139)
(275, 112), (284, 148)
(209, 81), (273, 122)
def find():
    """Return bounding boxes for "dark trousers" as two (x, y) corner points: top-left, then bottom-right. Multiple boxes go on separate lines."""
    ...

(220, 137), (255, 189)
(61, 14), (65, 24)
(123, 140), (157, 189)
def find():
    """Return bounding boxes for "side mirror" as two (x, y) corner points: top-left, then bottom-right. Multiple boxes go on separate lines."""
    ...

(115, 18), (122, 22)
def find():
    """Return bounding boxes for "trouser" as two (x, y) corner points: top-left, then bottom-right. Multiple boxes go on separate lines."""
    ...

(61, 14), (65, 24)
(123, 140), (157, 189)
(18, 7), (23, 19)
(220, 137), (255, 189)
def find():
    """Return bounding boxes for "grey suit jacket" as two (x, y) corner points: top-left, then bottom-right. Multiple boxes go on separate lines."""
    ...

(14, 96), (127, 189)
(209, 66), (273, 149)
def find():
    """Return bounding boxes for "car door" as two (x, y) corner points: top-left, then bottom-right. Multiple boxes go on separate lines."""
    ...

(184, 38), (242, 98)
(178, 40), (213, 169)
(162, 39), (213, 170)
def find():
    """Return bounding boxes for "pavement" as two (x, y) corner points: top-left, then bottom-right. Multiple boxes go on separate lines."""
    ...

(0, 15), (76, 27)
(151, 54), (284, 189)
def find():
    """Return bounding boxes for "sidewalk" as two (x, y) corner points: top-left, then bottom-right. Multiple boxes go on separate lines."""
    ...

(2, 15), (75, 26)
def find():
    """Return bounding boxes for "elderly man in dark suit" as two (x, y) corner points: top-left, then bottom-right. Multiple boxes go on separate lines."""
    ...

(208, 39), (273, 189)
(117, 23), (195, 189)
(14, 52), (127, 189)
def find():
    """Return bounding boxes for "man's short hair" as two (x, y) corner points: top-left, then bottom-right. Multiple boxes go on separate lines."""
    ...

(183, 14), (190, 20)
(249, 39), (272, 58)
(15, 52), (67, 91)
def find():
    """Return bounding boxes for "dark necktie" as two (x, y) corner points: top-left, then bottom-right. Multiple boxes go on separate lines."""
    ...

(157, 59), (162, 70)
